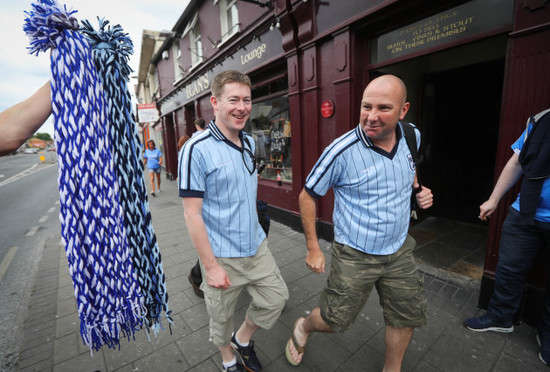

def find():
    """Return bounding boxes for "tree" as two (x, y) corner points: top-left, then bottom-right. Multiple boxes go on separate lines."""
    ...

(33, 132), (52, 141)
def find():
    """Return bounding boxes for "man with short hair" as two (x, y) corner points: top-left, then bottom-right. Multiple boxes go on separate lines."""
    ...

(179, 70), (288, 372)
(285, 74), (434, 372)
(193, 117), (206, 135)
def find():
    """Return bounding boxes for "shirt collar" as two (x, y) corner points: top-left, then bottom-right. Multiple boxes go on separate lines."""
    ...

(355, 121), (404, 148)
(208, 120), (246, 150)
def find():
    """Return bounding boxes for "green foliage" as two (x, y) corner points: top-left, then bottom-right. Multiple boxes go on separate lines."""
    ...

(33, 132), (52, 141)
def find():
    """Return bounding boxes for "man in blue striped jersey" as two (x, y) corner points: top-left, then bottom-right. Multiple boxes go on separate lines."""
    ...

(285, 74), (433, 371)
(179, 70), (288, 372)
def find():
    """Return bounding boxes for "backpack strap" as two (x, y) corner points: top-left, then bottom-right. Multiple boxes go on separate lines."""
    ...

(401, 121), (421, 186)
(401, 121), (422, 219)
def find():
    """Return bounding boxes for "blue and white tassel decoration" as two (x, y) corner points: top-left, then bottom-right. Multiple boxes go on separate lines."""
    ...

(24, 0), (145, 351)
(80, 18), (172, 333)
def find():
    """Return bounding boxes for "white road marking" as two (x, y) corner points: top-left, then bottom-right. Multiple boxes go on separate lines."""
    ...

(0, 246), (19, 282)
(0, 163), (56, 188)
(39, 215), (48, 223)
(26, 226), (39, 237)
(47, 207), (56, 214)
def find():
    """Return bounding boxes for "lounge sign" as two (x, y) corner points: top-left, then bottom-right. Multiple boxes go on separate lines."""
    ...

(371, 0), (514, 64)
(241, 43), (267, 66)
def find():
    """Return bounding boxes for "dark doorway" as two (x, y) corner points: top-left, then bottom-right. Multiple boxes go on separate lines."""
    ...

(162, 115), (178, 180)
(419, 59), (505, 222)
(185, 103), (196, 137)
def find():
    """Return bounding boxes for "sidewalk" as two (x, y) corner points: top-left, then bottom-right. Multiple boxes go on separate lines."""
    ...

(17, 178), (548, 371)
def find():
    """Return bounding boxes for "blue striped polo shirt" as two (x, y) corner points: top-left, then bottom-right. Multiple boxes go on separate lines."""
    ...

(305, 122), (420, 255)
(178, 120), (266, 258)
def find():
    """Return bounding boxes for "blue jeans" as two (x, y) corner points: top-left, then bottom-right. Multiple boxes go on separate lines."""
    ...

(487, 207), (550, 337)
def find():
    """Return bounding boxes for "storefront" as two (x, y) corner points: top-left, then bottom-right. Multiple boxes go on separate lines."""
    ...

(150, 0), (549, 324)
(273, 0), (549, 324)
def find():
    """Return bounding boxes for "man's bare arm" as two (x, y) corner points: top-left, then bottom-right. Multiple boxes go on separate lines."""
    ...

(0, 81), (52, 156)
(298, 189), (325, 273)
(183, 197), (232, 289)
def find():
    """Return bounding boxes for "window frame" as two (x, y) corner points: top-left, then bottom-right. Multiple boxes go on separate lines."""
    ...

(172, 40), (184, 82)
(219, 0), (240, 43)
(183, 13), (203, 69)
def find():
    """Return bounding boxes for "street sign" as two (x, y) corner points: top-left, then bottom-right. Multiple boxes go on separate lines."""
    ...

(137, 103), (159, 123)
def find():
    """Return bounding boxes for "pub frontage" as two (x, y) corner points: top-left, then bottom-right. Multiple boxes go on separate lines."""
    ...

(141, 0), (550, 325)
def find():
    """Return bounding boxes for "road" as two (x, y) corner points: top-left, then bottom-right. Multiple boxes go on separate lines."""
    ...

(0, 152), (60, 369)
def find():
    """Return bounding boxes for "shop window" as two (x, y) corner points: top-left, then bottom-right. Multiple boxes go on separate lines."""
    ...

(245, 95), (291, 183)
(219, 0), (239, 42)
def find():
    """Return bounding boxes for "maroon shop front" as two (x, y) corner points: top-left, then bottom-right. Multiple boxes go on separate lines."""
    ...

(154, 0), (550, 324)
(274, 0), (550, 325)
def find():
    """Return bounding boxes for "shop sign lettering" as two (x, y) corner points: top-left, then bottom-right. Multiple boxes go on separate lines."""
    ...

(270, 127), (285, 153)
(241, 43), (267, 66)
(385, 13), (475, 55)
(185, 74), (210, 99)
(373, 0), (513, 63)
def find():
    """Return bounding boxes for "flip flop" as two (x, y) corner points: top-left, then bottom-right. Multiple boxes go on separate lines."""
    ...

(285, 318), (306, 366)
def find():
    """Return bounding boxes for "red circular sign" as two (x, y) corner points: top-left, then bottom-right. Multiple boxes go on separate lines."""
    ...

(321, 100), (335, 118)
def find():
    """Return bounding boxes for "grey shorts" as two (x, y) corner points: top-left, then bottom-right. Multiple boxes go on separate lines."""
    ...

(320, 235), (427, 332)
(200, 239), (289, 346)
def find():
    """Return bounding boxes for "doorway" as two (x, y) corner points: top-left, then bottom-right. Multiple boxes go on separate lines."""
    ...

(420, 59), (504, 222)
(372, 36), (507, 223)
(185, 103), (196, 137)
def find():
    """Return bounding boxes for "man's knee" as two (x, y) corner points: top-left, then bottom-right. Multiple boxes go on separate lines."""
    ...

(248, 292), (287, 330)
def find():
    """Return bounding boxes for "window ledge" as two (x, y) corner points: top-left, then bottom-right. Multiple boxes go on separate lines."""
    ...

(218, 28), (240, 49)
(173, 75), (185, 85)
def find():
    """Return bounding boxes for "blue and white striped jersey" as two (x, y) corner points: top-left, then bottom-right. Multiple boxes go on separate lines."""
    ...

(178, 120), (266, 258)
(305, 122), (420, 255)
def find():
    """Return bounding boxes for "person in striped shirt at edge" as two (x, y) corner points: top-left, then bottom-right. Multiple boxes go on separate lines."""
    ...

(179, 70), (288, 372)
(285, 74), (434, 371)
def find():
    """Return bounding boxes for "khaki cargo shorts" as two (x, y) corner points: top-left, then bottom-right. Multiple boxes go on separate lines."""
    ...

(320, 235), (427, 332)
(200, 239), (289, 346)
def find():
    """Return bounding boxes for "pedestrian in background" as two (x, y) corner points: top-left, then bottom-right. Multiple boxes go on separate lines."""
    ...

(179, 70), (288, 372)
(144, 139), (162, 196)
(177, 135), (190, 152)
(465, 108), (550, 366)
(285, 74), (434, 371)
(193, 117), (206, 137)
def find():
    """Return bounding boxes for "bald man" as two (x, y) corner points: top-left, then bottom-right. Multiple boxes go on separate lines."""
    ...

(286, 75), (433, 371)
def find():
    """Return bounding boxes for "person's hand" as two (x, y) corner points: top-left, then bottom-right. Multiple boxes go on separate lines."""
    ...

(479, 199), (498, 221)
(205, 264), (232, 289)
(305, 245), (325, 273)
(414, 184), (433, 209)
